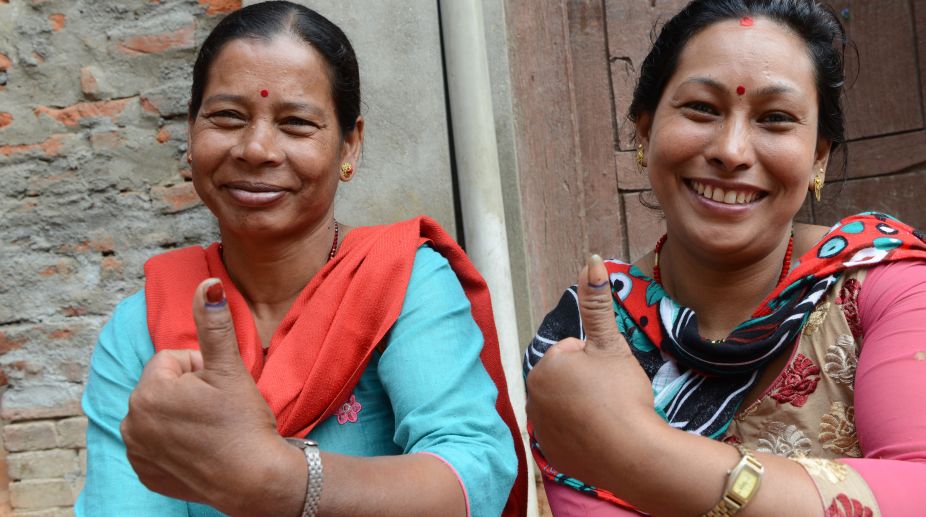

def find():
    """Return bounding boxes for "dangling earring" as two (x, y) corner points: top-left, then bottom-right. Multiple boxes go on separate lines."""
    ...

(339, 162), (354, 181)
(635, 144), (646, 168)
(812, 170), (824, 202)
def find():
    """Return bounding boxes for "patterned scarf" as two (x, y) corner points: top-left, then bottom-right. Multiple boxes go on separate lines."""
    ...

(524, 212), (926, 510)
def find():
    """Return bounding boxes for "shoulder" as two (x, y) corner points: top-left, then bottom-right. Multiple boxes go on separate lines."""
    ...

(94, 290), (155, 367)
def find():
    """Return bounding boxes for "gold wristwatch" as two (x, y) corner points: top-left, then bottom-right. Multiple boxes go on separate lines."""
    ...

(702, 444), (764, 517)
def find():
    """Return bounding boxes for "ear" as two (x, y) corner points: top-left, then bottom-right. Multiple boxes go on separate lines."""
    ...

(340, 115), (365, 165)
(813, 137), (833, 179)
(635, 112), (653, 150)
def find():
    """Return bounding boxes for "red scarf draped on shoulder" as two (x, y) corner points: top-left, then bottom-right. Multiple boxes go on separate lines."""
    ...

(145, 216), (527, 516)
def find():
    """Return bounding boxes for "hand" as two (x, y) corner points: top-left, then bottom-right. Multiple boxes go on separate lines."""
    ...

(121, 279), (302, 515)
(526, 255), (659, 489)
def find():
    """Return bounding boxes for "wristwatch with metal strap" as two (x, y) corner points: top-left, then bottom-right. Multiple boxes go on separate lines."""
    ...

(286, 437), (323, 517)
(702, 444), (764, 517)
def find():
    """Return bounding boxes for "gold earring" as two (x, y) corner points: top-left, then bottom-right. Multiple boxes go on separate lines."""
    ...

(812, 171), (824, 202)
(186, 152), (192, 165)
(636, 144), (646, 168)
(339, 162), (354, 181)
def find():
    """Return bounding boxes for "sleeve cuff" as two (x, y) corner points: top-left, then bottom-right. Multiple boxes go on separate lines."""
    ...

(792, 457), (881, 516)
(417, 452), (471, 517)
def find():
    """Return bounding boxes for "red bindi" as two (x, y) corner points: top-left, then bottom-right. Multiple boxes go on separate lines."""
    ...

(260, 89), (269, 97)
(740, 16), (754, 27)
(736, 85), (746, 96)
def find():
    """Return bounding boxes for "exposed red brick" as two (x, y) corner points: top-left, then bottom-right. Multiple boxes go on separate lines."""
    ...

(0, 369), (8, 386)
(37, 260), (73, 278)
(56, 241), (90, 253)
(0, 112), (12, 128)
(90, 130), (124, 150)
(199, 0), (241, 15)
(48, 12), (65, 32)
(89, 236), (114, 252)
(80, 67), (98, 96)
(117, 24), (194, 54)
(0, 53), (10, 70)
(0, 332), (25, 354)
(140, 96), (160, 115)
(156, 126), (170, 143)
(101, 256), (123, 273)
(61, 307), (86, 317)
(151, 182), (201, 213)
(0, 134), (64, 157)
(49, 329), (74, 339)
(34, 98), (129, 127)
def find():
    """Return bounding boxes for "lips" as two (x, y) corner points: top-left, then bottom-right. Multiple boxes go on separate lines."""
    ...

(688, 179), (765, 205)
(224, 181), (287, 206)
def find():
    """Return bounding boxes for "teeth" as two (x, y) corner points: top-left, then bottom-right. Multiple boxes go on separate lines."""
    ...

(690, 180), (760, 205)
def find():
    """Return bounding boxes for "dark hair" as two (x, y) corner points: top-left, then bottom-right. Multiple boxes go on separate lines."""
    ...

(629, 0), (848, 159)
(189, 1), (361, 136)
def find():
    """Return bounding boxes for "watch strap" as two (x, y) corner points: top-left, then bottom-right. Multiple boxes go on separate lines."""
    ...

(702, 444), (763, 517)
(286, 438), (323, 517)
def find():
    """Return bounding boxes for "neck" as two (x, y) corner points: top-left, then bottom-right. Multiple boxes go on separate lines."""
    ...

(218, 219), (340, 309)
(654, 228), (793, 340)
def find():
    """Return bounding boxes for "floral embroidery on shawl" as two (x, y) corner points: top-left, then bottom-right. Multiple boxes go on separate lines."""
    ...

(803, 301), (830, 335)
(820, 402), (861, 457)
(792, 457), (849, 484)
(824, 335), (858, 390)
(825, 493), (874, 517)
(769, 353), (821, 407)
(756, 422), (812, 457)
(836, 279), (863, 341)
(336, 393), (362, 424)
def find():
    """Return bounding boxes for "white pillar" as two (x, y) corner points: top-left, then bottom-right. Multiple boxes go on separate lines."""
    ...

(439, 1), (537, 515)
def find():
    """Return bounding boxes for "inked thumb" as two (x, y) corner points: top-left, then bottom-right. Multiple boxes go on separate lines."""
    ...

(577, 255), (624, 352)
(193, 279), (246, 377)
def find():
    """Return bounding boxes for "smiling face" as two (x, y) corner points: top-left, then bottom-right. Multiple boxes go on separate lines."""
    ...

(189, 35), (362, 241)
(637, 17), (830, 260)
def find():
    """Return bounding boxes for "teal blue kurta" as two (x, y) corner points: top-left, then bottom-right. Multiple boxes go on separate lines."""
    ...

(77, 246), (517, 516)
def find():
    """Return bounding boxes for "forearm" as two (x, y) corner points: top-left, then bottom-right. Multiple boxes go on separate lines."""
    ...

(212, 437), (466, 517)
(591, 423), (822, 516)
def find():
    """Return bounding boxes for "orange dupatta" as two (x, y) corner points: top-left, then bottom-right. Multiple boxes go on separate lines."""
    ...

(144, 216), (527, 516)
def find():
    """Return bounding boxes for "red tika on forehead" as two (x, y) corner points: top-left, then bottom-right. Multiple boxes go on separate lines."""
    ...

(260, 89), (269, 97)
(737, 85), (746, 95)
(740, 16), (754, 27)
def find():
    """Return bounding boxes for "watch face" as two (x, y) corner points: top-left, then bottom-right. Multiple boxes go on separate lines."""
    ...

(732, 469), (759, 499)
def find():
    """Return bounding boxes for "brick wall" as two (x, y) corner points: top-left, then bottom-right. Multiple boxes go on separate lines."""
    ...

(0, 1), (239, 514)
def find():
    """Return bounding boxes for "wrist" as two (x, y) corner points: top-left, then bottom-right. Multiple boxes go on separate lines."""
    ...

(211, 435), (308, 517)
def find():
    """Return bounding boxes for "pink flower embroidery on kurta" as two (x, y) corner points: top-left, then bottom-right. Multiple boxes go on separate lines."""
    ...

(769, 353), (821, 407)
(336, 394), (362, 424)
(824, 493), (873, 517)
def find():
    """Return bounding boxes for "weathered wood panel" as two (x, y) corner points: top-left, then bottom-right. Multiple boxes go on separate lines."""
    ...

(814, 170), (926, 228)
(605, 0), (689, 153)
(836, 131), (926, 179)
(831, 0), (923, 139)
(506, 0), (624, 322)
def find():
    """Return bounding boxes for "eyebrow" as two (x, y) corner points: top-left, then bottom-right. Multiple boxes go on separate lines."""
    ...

(680, 76), (800, 96)
(202, 94), (326, 116)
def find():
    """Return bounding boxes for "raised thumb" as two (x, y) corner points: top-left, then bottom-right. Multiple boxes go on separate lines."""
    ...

(577, 254), (623, 352)
(193, 278), (247, 378)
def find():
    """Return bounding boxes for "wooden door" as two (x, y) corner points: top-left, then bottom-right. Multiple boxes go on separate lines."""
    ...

(505, 0), (926, 325)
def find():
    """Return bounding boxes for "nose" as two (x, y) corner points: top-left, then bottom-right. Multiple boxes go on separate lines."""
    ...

(232, 120), (283, 166)
(706, 115), (754, 173)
